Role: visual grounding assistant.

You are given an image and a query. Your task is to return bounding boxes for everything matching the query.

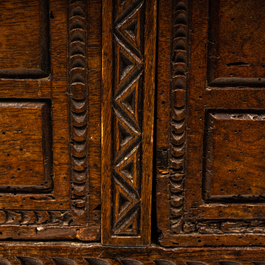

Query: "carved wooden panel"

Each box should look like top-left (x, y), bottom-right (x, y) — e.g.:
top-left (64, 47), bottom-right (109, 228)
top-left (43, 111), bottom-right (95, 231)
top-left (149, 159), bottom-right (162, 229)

top-left (102, 0), bottom-right (156, 245)
top-left (208, 0), bottom-right (265, 86)
top-left (0, 0), bottom-right (102, 241)
top-left (0, 0), bottom-right (49, 78)
top-left (156, 0), bottom-right (265, 247)
top-left (204, 111), bottom-right (265, 201)
top-left (0, 101), bottom-right (52, 193)
top-left (3, 0), bottom-right (265, 256)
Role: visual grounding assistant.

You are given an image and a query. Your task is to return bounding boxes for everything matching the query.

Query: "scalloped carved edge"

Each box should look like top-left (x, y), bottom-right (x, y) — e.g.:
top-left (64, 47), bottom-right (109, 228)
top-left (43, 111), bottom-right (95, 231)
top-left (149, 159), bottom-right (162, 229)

top-left (0, 256), bottom-right (262, 265)
top-left (0, 210), bottom-right (74, 226)
top-left (68, 0), bottom-right (88, 216)
top-left (169, 0), bottom-right (189, 233)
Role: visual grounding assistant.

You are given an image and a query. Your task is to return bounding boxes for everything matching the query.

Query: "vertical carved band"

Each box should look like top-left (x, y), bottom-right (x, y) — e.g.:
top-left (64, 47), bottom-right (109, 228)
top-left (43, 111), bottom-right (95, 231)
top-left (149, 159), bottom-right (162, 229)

top-left (170, 0), bottom-right (189, 233)
top-left (111, 0), bottom-right (145, 237)
top-left (68, 0), bottom-right (88, 216)
top-left (102, 0), bottom-right (156, 245)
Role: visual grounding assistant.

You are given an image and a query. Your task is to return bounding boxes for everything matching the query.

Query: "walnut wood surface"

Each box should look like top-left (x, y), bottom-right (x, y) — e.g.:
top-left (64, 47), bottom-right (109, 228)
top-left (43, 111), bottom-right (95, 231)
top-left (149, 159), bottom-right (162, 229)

top-left (0, 0), bottom-right (101, 241)
top-left (1, 0), bottom-right (265, 260)
top-left (0, 101), bottom-right (52, 192)
top-left (156, 0), bottom-right (265, 247)
top-left (102, 0), bottom-right (156, 245)
top-left (0, 0), bottom-right (49, 78)
top-left (208, 0), bottom-right (265, 86)
top-left (0, 244), bottom-right (265, 264)
top-left (156, 0), bottom-right (190, 242)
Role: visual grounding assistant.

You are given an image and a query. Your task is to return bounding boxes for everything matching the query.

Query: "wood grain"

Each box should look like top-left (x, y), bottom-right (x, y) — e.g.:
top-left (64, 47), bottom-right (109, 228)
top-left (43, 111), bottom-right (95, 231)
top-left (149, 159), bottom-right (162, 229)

top-left (102, 0), bottom-right (157, 245)
top-left (0, 0), bottom-right (101, 241)
top-left (0, 101), bottom-right (52, 193)
top-left (0, 244), bottom-right (264, 264)
top-left (156, 0), bottom-right (190, 238)
top-left (0, 0), bottom-right (49, 78)
top-left (156, 0), bottom-right (265, 247)
top-left (204, 111), bottom-right (265, 201)
top-left (1, 0), bottom-right (265, 254)
top-left (208, 0), bottom-right (265, 86)
top-left (86, 0), bottom-right (102, 238)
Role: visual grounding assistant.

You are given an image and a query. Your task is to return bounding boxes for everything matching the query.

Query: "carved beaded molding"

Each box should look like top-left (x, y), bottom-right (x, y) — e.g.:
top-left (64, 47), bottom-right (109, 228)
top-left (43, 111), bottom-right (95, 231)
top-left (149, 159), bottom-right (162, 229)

top-left (68, 0), bottom-right (89, 217)
top-left (169, 0), bottom-right (189, 233)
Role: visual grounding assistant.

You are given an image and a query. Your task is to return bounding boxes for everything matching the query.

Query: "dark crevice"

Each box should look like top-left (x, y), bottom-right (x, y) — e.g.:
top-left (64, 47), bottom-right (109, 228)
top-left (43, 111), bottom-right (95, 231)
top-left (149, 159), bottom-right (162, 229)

top-left (151, 0), bottom-right (160, 245)
top-left (227, 62), bottom-right (250, 67)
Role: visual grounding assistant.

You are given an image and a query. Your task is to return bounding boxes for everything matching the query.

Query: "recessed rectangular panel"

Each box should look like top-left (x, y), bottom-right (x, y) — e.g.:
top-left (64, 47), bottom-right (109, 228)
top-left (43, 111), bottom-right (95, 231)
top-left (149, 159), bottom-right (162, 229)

top-left (208, 0), bottom-right (265, 86)
top-left (0, 101), bottom-right (52, 193)
top-left (204, 111), bottom-right (265, 201)
top-left (0, 0), bottom-right (49, 78)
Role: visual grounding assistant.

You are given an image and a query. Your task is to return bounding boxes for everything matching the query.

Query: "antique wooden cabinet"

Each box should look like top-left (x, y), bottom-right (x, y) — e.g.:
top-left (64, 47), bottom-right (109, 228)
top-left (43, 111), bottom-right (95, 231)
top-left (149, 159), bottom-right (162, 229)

top-left (1, 0), bottom-right (265, 263)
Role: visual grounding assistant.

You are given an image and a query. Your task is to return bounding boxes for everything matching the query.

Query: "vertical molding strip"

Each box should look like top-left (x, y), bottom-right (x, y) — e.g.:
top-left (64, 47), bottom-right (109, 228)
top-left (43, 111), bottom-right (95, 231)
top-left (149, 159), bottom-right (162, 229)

top-left (102, 0), bottom-right (157, 245)
top-left (68, 0), bottom-right (89, 218)
top-left (169, 0), bottom-right (189, 234)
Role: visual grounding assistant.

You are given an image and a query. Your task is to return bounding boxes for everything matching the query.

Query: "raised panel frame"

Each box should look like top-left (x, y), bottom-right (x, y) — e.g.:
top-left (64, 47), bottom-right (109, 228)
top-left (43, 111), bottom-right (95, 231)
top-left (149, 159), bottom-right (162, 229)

top-left (0, 0), bottom-right (50, 78)
top-left (156, 0), bottom-right (265, 248)
top-left (0, 0), bottom-right (102, 241)
top-left (207, 0), bottom-right (265, 87)
top-left (204, 110), bottom-right (265, 202)
top-left (0, 100), bottom-right (53, 194)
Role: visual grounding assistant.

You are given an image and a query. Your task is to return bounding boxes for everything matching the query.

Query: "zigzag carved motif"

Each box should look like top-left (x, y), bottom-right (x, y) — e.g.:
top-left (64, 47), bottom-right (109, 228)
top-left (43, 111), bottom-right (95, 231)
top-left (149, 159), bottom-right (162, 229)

top-left (112, 0), bottom-right (145, 236)
top-left (170, 0), bottom-right (189, 233)
top-left (68, 0), bottom-right (88, 216)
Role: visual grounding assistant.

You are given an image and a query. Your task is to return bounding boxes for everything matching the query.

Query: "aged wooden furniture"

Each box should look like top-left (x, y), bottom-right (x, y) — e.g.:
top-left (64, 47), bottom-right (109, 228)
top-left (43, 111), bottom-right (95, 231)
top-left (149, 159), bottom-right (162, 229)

top-left (0, 0), bottom-right (101, 241)
top-left (0, 0), bottom-right (265, 263)
top-left (156, 0), bottom-right (265, 248)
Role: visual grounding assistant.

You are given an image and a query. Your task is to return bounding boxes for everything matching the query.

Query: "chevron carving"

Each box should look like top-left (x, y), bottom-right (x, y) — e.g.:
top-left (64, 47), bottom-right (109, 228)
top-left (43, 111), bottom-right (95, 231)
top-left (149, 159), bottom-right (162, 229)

top-left (111, 0), bottom-right (145, 236)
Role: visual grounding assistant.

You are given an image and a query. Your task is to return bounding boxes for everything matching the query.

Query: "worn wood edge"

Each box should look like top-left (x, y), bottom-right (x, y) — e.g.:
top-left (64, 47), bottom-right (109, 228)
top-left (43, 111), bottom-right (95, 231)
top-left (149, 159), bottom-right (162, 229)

top-left (101, 0), bottom-right (113, 245)
top-left (86, 0), bottom-right (102, 238)
top-left (1, 243), bottom-right (265, 264)
top-left (159, 232), bottom-right (265, 247)
top-left (0, 226), bottom-right (99, 241)
top-left (141, 0), bottom-right (157, 246)
top-left (0, 79), bottom-right (51, 98)
top-left (155, 0), bottom-right (172, 238)
top-left (0, 241), bottom-right (265, 249)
